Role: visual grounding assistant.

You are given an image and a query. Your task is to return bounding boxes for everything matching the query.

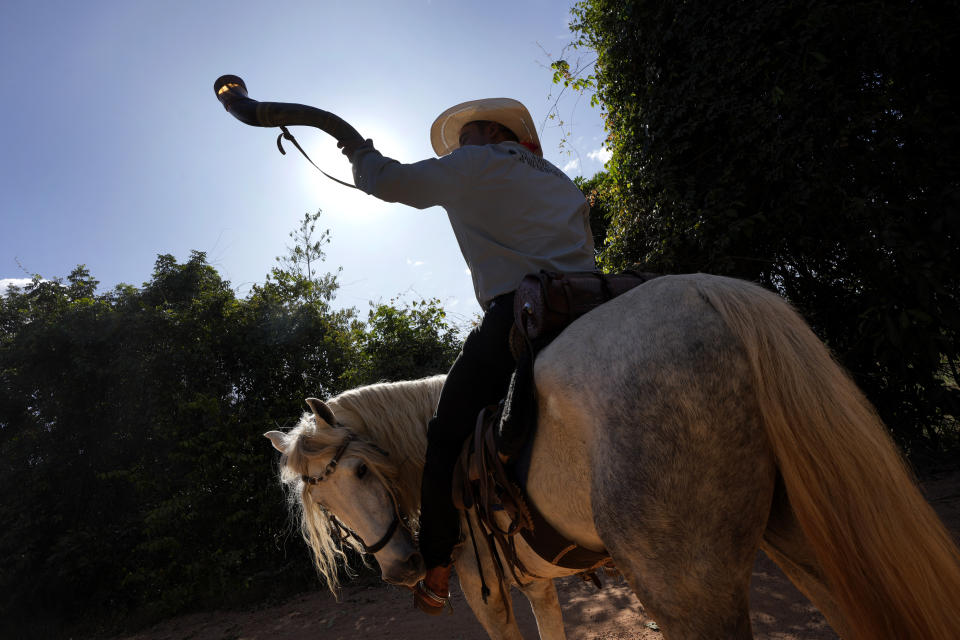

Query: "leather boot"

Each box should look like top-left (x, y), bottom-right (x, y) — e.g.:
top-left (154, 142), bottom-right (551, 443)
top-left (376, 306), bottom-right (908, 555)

top-left (413, 565), bottom-right (451, 616)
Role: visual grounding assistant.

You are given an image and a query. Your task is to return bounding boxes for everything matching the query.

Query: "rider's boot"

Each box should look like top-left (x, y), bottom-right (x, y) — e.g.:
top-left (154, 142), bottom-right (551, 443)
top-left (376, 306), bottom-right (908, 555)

top-left (413, 564), bottom-right (451, 616)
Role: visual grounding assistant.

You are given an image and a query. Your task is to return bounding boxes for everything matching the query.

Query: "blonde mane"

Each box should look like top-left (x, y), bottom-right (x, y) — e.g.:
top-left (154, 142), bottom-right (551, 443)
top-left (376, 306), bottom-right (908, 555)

top-left (277, 375), bottom-right (445, 592)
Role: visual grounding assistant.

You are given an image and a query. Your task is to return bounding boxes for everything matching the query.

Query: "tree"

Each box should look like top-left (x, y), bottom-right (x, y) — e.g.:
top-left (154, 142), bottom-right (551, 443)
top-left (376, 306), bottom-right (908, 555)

top-left (270, 209), bottom-right (341, 307)
top-left (574, 172), bottom-right (614, 257)
top-left (352, 298), bottom-right (461, 385)
top-left (565, 0), bottom-right (960, 457)
top-left (0, 213), bottom-right (466, 636)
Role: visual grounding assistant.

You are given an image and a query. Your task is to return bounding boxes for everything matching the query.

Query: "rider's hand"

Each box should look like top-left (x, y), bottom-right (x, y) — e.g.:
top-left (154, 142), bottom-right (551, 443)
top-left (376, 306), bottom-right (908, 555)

top-left (338, 137), bottom-right (368, 161)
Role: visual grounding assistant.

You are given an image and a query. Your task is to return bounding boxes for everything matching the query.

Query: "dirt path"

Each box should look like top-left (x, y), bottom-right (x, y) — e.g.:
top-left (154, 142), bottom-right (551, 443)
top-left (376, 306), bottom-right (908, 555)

top-left (116, 470), bottom-right (959, 640)
top-left (113, 555), bottom-right (831, 640)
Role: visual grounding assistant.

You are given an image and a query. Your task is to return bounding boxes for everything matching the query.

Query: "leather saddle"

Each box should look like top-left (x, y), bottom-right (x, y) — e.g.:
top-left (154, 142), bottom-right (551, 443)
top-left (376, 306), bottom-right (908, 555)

top-left (452, 270), bottom-right (658, 600)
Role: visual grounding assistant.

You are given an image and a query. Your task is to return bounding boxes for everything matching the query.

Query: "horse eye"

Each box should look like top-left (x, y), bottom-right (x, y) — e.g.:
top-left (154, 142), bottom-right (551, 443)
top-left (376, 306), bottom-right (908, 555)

top-left (356, 463), bottom-right (368, 479)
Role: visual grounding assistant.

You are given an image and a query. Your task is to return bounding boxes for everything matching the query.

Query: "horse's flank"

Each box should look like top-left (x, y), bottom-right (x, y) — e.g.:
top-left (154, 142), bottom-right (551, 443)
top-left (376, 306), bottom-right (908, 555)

top-left (517, 273), bottom-right (960, 638)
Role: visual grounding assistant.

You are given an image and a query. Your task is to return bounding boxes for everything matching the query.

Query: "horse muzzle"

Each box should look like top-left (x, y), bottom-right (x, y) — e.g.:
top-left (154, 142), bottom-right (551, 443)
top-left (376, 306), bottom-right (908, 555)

top-left (382, 550), bottom-right (425, 587)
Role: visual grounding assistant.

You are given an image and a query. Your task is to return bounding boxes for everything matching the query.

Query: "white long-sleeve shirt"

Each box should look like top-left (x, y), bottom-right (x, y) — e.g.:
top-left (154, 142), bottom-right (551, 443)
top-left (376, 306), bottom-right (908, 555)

top-left (351, 140), bottom-right (596, 309)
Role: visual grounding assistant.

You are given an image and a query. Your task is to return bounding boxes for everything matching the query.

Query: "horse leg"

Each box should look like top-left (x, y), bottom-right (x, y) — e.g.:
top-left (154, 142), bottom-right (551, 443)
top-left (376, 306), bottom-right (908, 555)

top-left (593, 418), bottom-right (775, 640)
top-left (453, 522), bottom-right (524, 640)
top-left (516, 578), bottom-right (566, 640)
top-left (583, 295), bottom-right (776, 638)
top-left (759, 475), bottom-right (848, 638)
top-left (454, 559), bottom-right (523, 639)
top-left (593, 453), bottom-right (773, 639)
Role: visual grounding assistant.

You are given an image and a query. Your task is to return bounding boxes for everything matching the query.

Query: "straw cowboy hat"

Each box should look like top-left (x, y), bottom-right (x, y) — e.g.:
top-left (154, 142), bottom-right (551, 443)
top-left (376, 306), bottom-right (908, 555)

top-left (430, 98), bottom-right (542, 157)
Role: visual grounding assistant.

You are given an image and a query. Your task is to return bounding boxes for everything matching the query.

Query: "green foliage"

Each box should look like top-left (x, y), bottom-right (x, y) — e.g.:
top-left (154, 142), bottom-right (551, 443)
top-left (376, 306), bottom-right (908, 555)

top-left (567, 0), bottom-right (960, 457)
top-left (550, 59), bottom-right (597, 100)
top-left (271, 209), bottom-right (341, 307)
top-left (352, 298), bottom-right (461, 385)
top-left (574, 172), bottom-right (615, 256)
top-left (0, 214), bottom-right (462, 637)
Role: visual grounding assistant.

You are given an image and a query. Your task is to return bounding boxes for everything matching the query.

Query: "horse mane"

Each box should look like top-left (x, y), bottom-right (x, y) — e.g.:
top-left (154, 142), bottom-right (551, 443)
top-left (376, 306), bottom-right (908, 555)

top-left (278, 375), bottom-right (445, 593)
top-left (325, 375), bottom-right (445, 515)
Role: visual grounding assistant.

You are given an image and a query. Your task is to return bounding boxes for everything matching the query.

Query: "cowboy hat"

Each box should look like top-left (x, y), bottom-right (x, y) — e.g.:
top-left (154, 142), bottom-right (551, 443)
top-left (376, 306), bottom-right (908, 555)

top-left (430, 98), bottom-right (542, 157)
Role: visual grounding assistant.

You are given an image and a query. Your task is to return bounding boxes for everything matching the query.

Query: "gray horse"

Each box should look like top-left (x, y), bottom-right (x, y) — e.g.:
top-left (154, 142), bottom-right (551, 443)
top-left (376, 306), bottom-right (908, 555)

top-left (266, 274), bottom-right (960, 640)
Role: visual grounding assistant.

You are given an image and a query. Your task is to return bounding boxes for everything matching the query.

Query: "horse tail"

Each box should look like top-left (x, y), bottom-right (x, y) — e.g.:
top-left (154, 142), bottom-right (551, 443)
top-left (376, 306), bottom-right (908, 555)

top-left (696, 275), bottom-right (960, 640)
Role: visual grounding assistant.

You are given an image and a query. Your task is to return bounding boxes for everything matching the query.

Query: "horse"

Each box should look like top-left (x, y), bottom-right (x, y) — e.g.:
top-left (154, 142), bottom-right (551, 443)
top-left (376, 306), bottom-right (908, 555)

top-left (265, 274), bottom-right (960, 640)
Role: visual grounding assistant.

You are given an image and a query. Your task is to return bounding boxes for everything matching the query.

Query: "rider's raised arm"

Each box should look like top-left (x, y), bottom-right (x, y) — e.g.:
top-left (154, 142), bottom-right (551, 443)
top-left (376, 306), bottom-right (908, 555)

top-left (348, 141), bottom-right (470, 210)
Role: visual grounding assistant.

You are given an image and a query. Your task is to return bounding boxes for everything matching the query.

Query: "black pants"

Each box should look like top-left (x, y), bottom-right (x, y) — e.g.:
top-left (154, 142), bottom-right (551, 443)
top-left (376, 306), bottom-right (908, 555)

top-left (419, 293), bottom-right (517, 569)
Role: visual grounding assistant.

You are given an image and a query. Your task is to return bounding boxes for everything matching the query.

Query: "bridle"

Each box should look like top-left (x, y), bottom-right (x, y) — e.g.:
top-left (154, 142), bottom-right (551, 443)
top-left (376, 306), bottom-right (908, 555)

top-left (301, 430), bottom-right (403, 555)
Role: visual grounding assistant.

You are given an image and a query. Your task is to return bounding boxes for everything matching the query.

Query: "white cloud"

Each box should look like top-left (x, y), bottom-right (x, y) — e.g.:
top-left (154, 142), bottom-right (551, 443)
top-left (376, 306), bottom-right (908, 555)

top-left (563, 159), bottom-right (579, 173)
top-left (588, 147), bottom-right (612, 164)
top-left (406, 259), bottom-right (425, 267)
top-left (1, 278), bottom-right (35, 295)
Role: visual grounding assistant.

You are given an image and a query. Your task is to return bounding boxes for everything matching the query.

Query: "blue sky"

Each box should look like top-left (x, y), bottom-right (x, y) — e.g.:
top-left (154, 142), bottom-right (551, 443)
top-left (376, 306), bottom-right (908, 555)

top-left (0, 0), bottom-right (609, 324)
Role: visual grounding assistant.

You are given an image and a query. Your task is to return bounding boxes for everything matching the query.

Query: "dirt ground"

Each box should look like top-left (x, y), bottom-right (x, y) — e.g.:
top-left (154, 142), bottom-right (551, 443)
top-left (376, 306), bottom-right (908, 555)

top-left (115, 470), bottom-right (959, 640)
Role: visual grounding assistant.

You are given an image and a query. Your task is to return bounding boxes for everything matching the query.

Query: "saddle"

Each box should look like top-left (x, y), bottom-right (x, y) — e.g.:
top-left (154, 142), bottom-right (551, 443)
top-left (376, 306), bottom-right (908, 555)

top-left (452, 269), bottom-right (658, 606)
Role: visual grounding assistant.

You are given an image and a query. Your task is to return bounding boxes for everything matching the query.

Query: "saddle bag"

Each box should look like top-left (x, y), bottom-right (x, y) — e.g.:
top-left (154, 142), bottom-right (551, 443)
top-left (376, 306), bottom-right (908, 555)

top-left (514, 270), bottom-right (658, 344)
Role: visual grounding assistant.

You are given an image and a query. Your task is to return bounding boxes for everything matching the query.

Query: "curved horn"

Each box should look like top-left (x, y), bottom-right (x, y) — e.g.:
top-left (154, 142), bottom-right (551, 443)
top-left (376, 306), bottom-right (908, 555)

top-left (214, 75), bottom-right (364, 145)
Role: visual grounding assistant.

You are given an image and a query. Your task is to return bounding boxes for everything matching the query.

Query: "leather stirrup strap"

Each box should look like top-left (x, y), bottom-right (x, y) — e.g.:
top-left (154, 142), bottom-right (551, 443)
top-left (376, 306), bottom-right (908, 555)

top-left (463, 509), bottom-right (492, 603)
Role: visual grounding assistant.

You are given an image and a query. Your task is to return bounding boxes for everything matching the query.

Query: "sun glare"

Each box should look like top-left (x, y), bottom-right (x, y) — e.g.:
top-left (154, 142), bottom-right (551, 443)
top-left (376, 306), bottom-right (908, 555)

top-left (293, 124), bottom-right (418, 220)
top-left (278, 120), bottom-right (478, 316)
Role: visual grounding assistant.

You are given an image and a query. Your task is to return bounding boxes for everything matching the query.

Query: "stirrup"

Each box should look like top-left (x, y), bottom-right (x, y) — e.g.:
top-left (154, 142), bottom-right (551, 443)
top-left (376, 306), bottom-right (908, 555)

top-left (413, 580), bottom-right (452, 616)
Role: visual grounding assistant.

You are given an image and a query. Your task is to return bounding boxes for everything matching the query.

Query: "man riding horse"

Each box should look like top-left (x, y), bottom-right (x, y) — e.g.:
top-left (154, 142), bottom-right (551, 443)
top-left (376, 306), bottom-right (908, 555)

top-left (339, 98), bottom-right (596, 614)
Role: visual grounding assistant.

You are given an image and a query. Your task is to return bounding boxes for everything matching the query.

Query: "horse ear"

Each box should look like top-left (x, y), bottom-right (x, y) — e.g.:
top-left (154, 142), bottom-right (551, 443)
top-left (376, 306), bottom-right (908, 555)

top-left (305, 397), bottom-right (336, 427)
top-left (264, 430), bottom-right (288, 453)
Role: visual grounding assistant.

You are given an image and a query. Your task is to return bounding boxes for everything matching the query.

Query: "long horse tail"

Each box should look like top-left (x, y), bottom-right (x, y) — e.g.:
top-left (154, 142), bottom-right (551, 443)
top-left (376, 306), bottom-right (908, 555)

top-left (696, 275), bottom-right (960, 640)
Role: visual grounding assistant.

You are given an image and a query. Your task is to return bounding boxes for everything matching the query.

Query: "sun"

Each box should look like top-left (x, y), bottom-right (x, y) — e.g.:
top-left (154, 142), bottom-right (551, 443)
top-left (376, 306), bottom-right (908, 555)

top-left (289, 124), bottom-right (420, 220)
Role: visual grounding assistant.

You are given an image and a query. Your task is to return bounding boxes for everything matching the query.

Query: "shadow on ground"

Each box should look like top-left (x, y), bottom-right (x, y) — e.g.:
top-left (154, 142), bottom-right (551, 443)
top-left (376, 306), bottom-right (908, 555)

top-left (113, 469), bottom-right (960, 640)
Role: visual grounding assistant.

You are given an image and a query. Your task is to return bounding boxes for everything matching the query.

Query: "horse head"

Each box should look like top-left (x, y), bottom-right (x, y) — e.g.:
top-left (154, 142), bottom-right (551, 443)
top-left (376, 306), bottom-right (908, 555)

top-left (265, 397), bottom-right (425, 590)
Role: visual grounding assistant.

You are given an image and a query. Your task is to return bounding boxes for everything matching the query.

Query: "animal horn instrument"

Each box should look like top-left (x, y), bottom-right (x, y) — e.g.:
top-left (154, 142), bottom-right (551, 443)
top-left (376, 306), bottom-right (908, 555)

top-left (213, 75), bottom-right (364, 145)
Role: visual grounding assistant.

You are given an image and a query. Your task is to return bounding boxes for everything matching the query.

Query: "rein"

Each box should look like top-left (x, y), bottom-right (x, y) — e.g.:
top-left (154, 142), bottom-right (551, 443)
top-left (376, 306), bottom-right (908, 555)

top-left (301, 429), bottom-right (404, 555)
top-left (332, 510), bottom-right (400, 554)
